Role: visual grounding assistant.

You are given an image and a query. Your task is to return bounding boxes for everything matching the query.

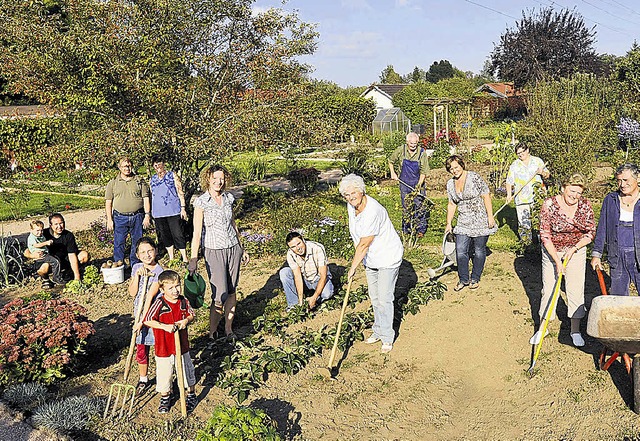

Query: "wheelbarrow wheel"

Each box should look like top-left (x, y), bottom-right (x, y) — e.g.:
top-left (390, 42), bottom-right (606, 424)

top-left (633, 356), bottom-right (640, 414)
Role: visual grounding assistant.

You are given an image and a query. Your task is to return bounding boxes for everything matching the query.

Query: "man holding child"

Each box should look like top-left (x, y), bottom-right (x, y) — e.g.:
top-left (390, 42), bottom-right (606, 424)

top-left (279, 232), bottom-right (334, 310)
top-left (24, 213), bottom-right (89, 286)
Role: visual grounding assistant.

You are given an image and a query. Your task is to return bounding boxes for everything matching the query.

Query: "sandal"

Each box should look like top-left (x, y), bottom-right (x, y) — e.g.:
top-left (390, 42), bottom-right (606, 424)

top-left (453, 282), bottom-right (467, 292)
top-left (213, 302), bottom-right (224, 315)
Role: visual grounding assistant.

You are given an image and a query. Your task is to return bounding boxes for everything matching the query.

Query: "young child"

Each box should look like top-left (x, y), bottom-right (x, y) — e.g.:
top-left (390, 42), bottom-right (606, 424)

top-left (27, 220), bottom-right (64, 287)
top-left (144, 270), bottom-right (197, 414)
top-left (129, 237), bottom-right (163, 394)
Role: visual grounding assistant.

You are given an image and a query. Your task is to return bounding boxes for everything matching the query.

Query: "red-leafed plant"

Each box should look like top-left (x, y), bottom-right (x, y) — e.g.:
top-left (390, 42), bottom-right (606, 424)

top-left (0, 297), bottom-right (94, 386)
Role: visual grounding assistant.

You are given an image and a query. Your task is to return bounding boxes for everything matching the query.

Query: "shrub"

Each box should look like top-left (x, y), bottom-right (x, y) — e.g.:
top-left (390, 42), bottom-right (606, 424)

top-left (237, 154), bottom-right (268, 182)
top-left (341, 147), bottom-right (387, 183)
top-left (0, 298), bottom-right (95, 386)
top-left (2, 382), bottom-right (48, 411)
top-left (196, 404), bottom-right (281, 441)
top-left (305, 216), bottom-right (353, 260)
top-left (32, 395), bottom-right (103, 433)
top-left (88, 218), bottom-right (113, 249)
top-left (381, 131), bottom-right (407, 156)
top-left (0, 232), bottom-right (25, 287)
top-left (287, 167), bottom-right (320, 193)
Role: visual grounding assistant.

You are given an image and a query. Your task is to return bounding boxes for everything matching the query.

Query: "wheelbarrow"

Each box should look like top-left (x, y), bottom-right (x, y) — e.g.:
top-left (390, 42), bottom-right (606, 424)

top-left (587, 287), bottom-right (640, 413)
top-left (427, 232), bottom-right (456, 279)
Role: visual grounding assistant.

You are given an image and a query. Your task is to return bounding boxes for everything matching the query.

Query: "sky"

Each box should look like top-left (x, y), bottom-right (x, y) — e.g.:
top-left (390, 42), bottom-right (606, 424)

top-left (252, 0), bottom-right (640, 87)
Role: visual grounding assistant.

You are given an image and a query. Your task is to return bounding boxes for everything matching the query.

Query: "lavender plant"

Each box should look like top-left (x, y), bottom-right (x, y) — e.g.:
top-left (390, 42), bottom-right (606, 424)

top-left (32, 396), bottom-right (104, 433)
top-left (617, 116), bottom-right (640, 141)
top-left (2, 382), bottom-right (48, 411)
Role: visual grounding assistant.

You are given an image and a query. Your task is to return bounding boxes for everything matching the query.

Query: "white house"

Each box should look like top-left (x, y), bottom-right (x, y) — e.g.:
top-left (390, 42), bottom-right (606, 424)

top-left (360, 84), bottom-right (408, 112)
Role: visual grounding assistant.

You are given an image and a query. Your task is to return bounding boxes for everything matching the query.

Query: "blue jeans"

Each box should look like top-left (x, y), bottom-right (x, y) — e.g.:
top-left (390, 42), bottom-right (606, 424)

top-left (279, 266), bottom-right (334, 307)
top-left (610, 247), bottom-right (640, 296)
top-left (365, 266), bottom-right (399, 345)
top-left (455, 234), bottom-right (489, 284)
top-left (113, 211), bottom-right (143, 266)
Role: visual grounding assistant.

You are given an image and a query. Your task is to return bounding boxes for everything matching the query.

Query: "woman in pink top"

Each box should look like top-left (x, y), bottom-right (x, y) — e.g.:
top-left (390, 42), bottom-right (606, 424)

top-left (531, 173), bottom-right (595, 347)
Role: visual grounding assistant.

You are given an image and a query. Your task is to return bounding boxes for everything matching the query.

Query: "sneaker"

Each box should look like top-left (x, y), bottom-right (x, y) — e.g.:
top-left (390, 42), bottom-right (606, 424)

top-left (185, 392), bottom-right (198, 412)
top-left (529, 329), bottom-right (550, 345)
top-left (136, 380), bottom-right (148, 395)
top-left (571, 332), bottom-right (585, 347)
top-left (158, 395), bottom-right (171, 414)
top-left (453, 282), bottom-right (468, 292)
top-left (365, 335), bottom-right (381, 344)
top-left (469, 281), bottom-right (479, 290)
top-left (41, 278), bottom-right (54, 289)
top-left (52, 277), bottom-right (66, 286)
top-left (381, 342), bottom-right (393, 353)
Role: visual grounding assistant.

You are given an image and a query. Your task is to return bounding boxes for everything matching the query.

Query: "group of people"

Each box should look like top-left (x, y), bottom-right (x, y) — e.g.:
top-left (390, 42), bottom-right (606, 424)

top-left (22, 138), bottom-right (640, 413)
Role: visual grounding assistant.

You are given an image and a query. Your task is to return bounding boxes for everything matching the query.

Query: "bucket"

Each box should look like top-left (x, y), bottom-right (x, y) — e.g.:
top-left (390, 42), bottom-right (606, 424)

top-left (101, 265), bottom-right (125, 284)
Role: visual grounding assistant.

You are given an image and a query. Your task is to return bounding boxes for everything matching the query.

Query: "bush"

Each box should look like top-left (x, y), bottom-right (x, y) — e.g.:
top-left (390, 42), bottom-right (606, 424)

top-left (0, 298), bottom-right (95, 386)
top-left (305, 216), bottom-right (353, 260)
top-left (2, 382), bottom-right (48, 411)
top-left (32, 395), bottom-right (103, 434)
top-left (341, 146), bottom-right (387, 183)
top-left (381, 131), bottom-right (407, 156)
top-left (287, 167), bottom-right (320, 193)
top-left (237, 154), bottom-right (268, 182)
top-left (196, 404), bottom-right (281, 441)
top-left (0, 232), bottom-right (25, 287)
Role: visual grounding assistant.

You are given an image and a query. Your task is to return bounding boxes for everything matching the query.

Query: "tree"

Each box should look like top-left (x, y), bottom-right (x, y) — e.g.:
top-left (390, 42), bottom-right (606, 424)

top-left (379, 65), bottom-right (403, 84)
top-left (425, 60), bottom-right (455, 83)
top-left (0, 0), bottom-right (317, 196)
top-left (489, 8), bottom-right (601, 89)
top-left (405, 66), bottom-right (426, 83)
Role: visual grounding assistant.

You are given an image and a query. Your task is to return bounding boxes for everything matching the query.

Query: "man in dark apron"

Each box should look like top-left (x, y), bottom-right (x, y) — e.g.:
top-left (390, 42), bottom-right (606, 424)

top-left (388, 132), bottom-right (430, 236)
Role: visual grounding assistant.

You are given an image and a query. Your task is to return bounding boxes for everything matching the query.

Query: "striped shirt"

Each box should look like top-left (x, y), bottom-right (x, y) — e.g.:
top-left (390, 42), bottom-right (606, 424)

top-left (193, 191), bottom-right (239, 250)
top-left (286, 240), bottom-right (328, 283)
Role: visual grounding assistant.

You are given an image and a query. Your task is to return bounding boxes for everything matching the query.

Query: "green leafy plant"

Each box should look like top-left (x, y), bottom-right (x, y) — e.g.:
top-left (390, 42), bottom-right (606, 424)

top-left (0, 297), bottom-right (95, 385)
top-left (81, 265), bottom-right (101, 287)
top-left (0, 189), bottom-right (31, 220)
top-left (196, 404), bottom-right (281, 441)
top-left (63, 279), bottom-right (87, 295)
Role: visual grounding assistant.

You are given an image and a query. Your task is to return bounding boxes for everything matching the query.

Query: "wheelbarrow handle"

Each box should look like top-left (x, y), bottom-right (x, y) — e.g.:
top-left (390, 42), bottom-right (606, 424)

top-left (596, 267), bottom-right (608, 296)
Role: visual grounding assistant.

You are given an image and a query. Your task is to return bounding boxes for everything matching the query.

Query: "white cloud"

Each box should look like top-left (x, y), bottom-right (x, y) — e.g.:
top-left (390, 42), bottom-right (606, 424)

top-left (321, 31), bottom-right (383, 59)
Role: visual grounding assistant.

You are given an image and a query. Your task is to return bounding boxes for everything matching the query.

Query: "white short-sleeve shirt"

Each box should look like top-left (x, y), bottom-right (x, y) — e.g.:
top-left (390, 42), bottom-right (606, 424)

top-left (347, 195), bottom-right (403, 269)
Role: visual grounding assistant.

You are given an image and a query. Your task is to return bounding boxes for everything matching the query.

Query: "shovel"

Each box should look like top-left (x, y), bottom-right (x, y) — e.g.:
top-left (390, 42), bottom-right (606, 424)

top-left (319, 278), bottom-right (353, 379)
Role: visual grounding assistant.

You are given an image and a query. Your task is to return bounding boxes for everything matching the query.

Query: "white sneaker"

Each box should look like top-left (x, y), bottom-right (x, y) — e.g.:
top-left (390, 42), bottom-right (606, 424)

top-left (571, 332), bottom-right (585, 347)
top-left (381, 342), bottom-right (393, 353)
top-left (365, 335), bottom-right (381, 344)
top-left (529, 329), bottom-right (549, 345)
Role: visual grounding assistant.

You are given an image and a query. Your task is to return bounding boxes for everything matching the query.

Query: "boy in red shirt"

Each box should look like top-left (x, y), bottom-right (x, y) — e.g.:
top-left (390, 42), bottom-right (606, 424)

top-left (144, 270), bottom-right (197, 414)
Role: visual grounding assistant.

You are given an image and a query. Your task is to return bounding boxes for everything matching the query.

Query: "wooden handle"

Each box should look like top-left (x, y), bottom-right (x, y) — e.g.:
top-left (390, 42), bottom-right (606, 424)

top-left (124, 273), bottom-right (150, 381)
top-left (174, 330), bottom-right (187, 417)
top-left (328, 278), bottom-right (353, 369)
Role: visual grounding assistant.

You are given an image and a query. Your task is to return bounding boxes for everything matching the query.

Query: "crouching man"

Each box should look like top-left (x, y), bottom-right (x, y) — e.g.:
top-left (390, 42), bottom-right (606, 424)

top-left (279, 232), bottom-right (334, 310)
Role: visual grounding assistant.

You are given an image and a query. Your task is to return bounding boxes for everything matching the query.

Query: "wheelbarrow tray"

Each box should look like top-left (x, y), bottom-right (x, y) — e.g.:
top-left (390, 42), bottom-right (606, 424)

top-left (587, 295), bottom-right (640, 354)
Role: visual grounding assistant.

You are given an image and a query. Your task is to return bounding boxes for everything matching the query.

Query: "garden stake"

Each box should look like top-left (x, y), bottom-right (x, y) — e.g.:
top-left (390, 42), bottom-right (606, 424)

top-left (320, 278), bottom-right (353, 379)
top-left (103, 383), bottom-right (135, 420)
top-left (528, 258), bottom-right (568, 377)
top-left (123, 271), bottom-right (150, 381)
top-left (493, 171), bottom-right (540, 218)
top-left (174, 327), bottom-right (188, 417)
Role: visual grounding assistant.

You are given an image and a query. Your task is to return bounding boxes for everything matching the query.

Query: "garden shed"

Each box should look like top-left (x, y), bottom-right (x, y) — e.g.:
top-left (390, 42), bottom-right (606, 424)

top-left (372, 107), bottom-right (411, 135)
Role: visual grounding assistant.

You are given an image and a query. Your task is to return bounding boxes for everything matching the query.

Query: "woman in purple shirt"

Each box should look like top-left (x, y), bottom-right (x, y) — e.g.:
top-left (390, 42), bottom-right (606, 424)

top-left (149, 154), bottom-right (188, 263)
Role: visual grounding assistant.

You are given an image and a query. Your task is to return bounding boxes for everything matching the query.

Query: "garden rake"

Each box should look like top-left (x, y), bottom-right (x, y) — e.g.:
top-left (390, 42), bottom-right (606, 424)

top-left (528, 258), bottom-right (568, 377)
top-left (319, 278), bottom-right (354, 379)
top-left (493, 170), bottom-right (540, 218)
top-left (103, 271), bottom-right (150, 419)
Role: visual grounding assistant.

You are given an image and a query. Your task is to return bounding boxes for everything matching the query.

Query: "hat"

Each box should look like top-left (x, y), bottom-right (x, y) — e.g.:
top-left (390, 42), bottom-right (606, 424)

top-left (184, 272), bottom-right (206, 309)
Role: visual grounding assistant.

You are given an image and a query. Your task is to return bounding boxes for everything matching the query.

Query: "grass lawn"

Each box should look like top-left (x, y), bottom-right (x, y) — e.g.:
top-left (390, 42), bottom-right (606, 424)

top-left (0, 191), bottom-right (103, 222)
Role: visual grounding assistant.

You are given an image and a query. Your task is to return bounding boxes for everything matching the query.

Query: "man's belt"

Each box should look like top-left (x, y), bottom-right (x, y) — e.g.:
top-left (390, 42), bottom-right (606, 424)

top-left (113, 209), bottom-right (144, 216)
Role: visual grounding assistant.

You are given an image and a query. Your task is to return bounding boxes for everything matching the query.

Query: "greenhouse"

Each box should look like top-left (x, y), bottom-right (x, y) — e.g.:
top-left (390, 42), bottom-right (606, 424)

top-left (372, 107), bottom-right (411, 135)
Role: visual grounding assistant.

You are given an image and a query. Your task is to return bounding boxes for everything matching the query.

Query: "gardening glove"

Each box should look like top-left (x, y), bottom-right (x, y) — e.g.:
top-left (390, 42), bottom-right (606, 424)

top-left (188, 257), bottom-right (198, 275)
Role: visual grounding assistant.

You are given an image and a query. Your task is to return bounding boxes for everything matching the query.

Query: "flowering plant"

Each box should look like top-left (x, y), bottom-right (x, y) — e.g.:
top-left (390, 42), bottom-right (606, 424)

top-left (0, 297), bottom-right (95, 385)
top-left (306, 216), bottom-right (353, 260)
top-left (89, 218), bottom-right (113, 248)
top-left (617, 117), bottom-right (640, 142)
top-left (240, 231), bottom-right (274, 257)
